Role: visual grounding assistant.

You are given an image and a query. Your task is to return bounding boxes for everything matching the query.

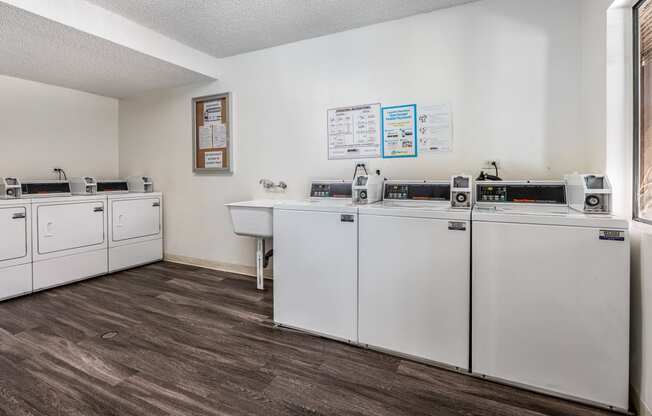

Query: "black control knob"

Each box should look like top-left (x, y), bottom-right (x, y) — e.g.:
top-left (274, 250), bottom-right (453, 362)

top-left (7, 189), bottom-right (14, 196)
top-left (455, 193), bottom-right (467, 203)
top-left (360, 190), bottom-right (367, 200)
top-left (585, 195), bottom-right (600, 207)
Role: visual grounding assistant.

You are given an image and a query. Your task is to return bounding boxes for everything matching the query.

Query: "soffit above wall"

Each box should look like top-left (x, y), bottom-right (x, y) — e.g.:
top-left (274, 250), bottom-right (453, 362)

top-left (0, 1), bottom-right (218, 98)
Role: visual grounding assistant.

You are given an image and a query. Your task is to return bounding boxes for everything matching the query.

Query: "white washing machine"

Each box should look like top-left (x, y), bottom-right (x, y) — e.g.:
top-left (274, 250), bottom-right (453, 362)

top-left (31, 194), bottom-right (109, 290)
top-left (0, 198), bottom-right (32, 300)
top-left (273, 180), bottom-right (358, 342)
top-left (471, 180), bottom-right (630, 411)
top-left (358, 178), bottom-right (471, 370)
top-left (107, 192), bottom-right (163, 272)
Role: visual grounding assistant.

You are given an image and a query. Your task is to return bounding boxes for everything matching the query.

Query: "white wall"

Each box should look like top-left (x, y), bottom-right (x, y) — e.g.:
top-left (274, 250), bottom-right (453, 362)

top-left (119, 0), bottom-right (600, 272)
top-left (581, 0), bottom-right (614, 172)
top-left (0, 75), bottom-right (119, 179)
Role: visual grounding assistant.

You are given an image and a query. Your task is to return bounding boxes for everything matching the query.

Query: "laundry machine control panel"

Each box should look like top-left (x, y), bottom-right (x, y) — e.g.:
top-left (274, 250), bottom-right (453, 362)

top-left (21, 181), bottom-right (71, 197)
top-left (384, 182), bottom-right (450, 201)
top-left (477, 185), bottom-right (507, 202)
top-left (310, 181), bottom-right (352, 199)
top-left (96, 180), bottom-right (129, 194)
top-left (476, 182), bottom-right (567, 205)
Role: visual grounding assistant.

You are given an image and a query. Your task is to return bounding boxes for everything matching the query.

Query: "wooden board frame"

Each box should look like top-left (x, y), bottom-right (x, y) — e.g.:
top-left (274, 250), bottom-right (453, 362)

top-left (192, 92), bottom-right (233, 174)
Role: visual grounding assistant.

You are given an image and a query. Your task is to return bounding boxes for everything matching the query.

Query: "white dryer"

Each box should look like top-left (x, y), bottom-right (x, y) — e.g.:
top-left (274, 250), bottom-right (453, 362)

top-left (273, 180), bottom-right (358, 342)
top-left (358, 178), bottom-right (471, 370)
top-left (0, 198), bottom-right (32, 300)
top-left (31, 195), bottom-right (109, 290)
top-left (107, 192), bottom-right (163, 272)
top-left (471, 181), bottom-right (629, 411)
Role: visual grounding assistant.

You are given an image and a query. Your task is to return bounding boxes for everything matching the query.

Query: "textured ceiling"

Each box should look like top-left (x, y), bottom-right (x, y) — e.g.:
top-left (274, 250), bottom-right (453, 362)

top-left (0, 2), bottom-right (213, 98)
top-left (85, 0), bottom-right (479, 58)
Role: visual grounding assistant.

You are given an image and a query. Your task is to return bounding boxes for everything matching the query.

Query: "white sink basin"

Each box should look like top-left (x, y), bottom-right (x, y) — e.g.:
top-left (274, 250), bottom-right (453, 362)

top-left (226, 200), bottom-right (275, 238)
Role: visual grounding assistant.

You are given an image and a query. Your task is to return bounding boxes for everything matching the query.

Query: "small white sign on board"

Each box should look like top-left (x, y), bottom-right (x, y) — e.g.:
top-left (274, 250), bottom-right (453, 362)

top-left (204, 151), bottom-right (223, 169)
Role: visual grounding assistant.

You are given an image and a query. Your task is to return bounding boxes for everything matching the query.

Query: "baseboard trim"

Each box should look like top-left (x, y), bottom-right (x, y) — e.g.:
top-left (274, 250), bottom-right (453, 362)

top-left (163, 253), bottom-right (273, 279)
top-left (632, 385), bottom-right (652, 416)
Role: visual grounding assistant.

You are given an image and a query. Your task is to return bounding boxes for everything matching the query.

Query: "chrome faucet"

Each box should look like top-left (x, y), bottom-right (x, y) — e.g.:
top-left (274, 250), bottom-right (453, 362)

top-left (259, 179), bottom-right (287, 190)
top-left (259, 179), bottom-right (274, 189)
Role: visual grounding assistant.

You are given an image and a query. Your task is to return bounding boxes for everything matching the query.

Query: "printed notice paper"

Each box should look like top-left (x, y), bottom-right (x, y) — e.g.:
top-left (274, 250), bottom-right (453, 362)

top-left (327, 103), bottom-right (381, 160)
top-left (198, 126), bottom-right (213, 150)
top-left (212, 123), bottom-right (227, 148)
top-left (204, 151), bottom-right (223, 169)
top-left (204, 100), bottom-right (222, 124)
top-left (382, 104), bottom-right (417, 158)
top-left (418, 104), bottom-right (452, 153)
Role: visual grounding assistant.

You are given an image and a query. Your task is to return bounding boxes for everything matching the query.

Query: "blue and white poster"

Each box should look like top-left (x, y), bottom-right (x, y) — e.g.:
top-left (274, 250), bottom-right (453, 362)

top-left (381, 104), bottom-right (417, 158)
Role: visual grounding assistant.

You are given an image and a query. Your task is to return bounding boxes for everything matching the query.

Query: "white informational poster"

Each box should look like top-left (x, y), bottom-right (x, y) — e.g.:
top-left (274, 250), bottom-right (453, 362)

top-left (198, 126), bottom-right (213, 150)
top-left (212, 123), bottom-right (227, 148)
top-left (204, 151), bottom-right (223, 168)
top-left (204, 100), bottom-right (222, 124)
top-left (327, 103), bottom-right (381, 160)
top-left (418, 103), bottom-right (453, 153)
top-left (382, 104), bottom-right (417, 158)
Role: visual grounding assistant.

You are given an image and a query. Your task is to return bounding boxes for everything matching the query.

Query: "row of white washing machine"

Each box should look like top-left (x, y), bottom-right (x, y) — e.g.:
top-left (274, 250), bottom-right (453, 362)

top-left (273, 174), bottom-right (629, 412)
top-left (0, 177), bottom-right (163, 301)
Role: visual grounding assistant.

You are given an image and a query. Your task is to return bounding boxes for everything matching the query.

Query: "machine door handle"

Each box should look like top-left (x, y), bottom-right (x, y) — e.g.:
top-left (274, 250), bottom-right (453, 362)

top-left (152, 202), bottom-right (160, 207)
top-left (44, 221), bottom-right (54, 237)
top-left (117, 214), bottom-right (125, 228)
top-left (12, 212), bottom-right (25, 219)
top-left (340, 214), bottom-right (355, 223)
top-left (94, 206), bottom-right (104, 212)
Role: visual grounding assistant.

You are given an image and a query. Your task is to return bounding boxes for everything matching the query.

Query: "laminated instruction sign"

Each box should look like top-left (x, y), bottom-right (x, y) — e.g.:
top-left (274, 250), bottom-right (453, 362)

top-left (381, 104), bottom-right (417, 158)
top-left (327, 103), bottom-right (381, 160)
top-left (418, 103), bottom-right (452, 153)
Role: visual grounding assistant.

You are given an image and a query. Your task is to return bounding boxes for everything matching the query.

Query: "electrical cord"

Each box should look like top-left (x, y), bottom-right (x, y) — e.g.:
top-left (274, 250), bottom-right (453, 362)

top-left (476, 161), bottom-right (502, 181)
top-left (53, 168), bottom-right (68, 181)
top-left (491, 161), bottom-right (499, 178)
top-left (352, 163), bottom-right (368, 180)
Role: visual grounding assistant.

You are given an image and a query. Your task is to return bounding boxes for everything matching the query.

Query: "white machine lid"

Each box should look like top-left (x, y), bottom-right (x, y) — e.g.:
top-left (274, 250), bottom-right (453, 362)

top-left (29, 195), bottom-right (108, 204)
top-left (108, 192), bottom-right (162, 200)
top-left (0, 199), bottom-right (31, 207)
top-left (274, 198), bottom-right (358, 213)
top-left (472, 205), bottom-right (629, 229)
top-left (359, 201), bottom-right (470, 220)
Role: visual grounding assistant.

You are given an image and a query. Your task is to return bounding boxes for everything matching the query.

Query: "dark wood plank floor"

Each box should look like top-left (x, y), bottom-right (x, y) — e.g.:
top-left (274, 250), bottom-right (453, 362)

top-left (0, 261), bottom-right (623, 416)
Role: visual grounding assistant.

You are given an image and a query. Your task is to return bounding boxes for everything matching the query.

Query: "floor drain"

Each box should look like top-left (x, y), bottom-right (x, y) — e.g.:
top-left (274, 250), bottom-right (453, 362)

top-left (101, 331), bottom-right (118, 340)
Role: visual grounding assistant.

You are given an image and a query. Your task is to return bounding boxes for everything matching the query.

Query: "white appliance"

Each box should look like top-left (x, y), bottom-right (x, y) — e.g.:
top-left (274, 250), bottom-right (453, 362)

top-left (127, 176), bottom-right (154, 193)
top-left (107, 192), bottom-right (163, 272)
top-left (352, 172), bottom-right (384, 204)
top-left (70, 177), bottom-right (98, 195)
top-left (0, 198), bottom-right (32, 300)
top-left (565, 173), bottom-right (612, 214)
top-left (471, 180), bottom-right (629, 411)
top-left (358, 178), bottom-right (471, 370)
top-left (451, 174), bottom-right (473, 209)
top-left (273, 180), bottom-right (358, 342)
top-left (31, 195), bottom-right (109, 290)
top-left (0, 177), bottom-right (21, 199)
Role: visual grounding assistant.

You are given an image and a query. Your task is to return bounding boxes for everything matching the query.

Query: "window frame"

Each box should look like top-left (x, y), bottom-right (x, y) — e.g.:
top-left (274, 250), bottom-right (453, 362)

top-left (634, 0), bottom-right (651, 224)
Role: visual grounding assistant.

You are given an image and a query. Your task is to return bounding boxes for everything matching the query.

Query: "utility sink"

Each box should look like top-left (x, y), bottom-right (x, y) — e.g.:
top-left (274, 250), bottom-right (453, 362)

top-left (226, 200), bottom-right (277, 291)
top-left (226, 200), bottom-right (275, 238)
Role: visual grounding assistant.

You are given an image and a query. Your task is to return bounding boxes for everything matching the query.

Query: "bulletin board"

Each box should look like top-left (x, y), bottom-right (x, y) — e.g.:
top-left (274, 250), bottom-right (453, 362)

top-left (192, 92), bottom-right (233, 174)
